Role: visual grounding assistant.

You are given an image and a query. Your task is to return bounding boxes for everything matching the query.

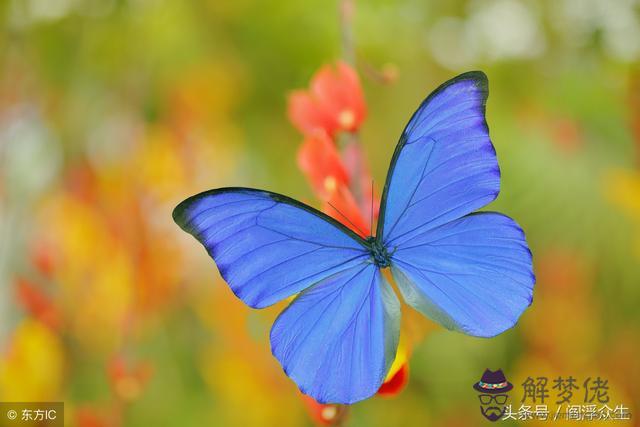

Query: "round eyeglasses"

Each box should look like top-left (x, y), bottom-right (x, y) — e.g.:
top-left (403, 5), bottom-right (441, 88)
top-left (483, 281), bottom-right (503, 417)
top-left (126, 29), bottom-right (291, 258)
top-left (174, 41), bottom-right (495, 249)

top-left (478, 394), bottom-right (508, 404)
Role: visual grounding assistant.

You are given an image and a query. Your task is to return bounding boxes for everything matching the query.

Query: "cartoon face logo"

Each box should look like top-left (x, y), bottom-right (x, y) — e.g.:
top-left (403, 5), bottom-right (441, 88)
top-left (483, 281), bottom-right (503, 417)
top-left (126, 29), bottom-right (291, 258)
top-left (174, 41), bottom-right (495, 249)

top-left (473, 369), bottom-right (513, 422)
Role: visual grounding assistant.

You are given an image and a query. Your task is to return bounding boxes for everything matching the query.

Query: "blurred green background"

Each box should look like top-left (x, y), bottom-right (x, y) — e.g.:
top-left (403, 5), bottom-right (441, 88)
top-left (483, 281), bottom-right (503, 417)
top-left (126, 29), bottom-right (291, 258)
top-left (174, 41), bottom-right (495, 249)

top-left (1, 0), bottom-right (639, 426)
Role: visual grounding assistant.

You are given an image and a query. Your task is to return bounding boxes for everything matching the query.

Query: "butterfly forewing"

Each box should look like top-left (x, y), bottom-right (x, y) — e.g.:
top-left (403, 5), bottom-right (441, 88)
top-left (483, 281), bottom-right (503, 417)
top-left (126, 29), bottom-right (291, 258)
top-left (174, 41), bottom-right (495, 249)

top-left (173, 188), bottom-right (370, 308)
top-left (377, 71), bottom-right (500, 246)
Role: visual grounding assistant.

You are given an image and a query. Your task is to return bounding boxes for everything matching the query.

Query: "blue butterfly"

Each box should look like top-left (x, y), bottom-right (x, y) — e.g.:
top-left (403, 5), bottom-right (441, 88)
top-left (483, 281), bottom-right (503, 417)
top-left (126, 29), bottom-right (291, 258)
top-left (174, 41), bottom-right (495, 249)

top-left (173, 71), bottom-right (534, 404)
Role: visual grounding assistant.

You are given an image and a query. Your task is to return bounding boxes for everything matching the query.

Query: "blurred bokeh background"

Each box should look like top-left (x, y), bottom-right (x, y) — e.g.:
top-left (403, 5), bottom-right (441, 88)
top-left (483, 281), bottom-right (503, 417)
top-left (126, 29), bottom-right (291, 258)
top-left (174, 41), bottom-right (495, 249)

top-left (1, 0), bottom-right (639, 426)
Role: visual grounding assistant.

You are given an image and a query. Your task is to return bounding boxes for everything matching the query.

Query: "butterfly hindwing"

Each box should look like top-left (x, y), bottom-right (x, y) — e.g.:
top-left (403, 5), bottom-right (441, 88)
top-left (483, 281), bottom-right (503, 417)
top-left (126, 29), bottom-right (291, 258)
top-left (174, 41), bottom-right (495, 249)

top-left (391, 212), bottom-right (534, 337)
top-left (379, 71), bottom-right (534, 337)
top-left (173, 188), bottom-right (370, 308)
top-left (270, 263), bottom-right (400, 404)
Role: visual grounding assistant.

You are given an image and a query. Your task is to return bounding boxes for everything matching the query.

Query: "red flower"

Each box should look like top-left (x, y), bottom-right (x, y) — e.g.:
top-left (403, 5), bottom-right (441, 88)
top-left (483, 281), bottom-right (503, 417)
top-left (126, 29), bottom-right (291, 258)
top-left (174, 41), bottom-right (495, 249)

top-left (377, 363), bottom-right (409, 396)
top-left (14, 278), bottom-right (62, 331)
top-left (107, 355), bottom-right (153, 401)
top-left (377, 337), bottom-right (410, 397)
top-left (297, 130), bottom-right (350, 199)
top-left (75, 407), bottom-right (109, 427)
top-left (341, 140), bottom-right (379, 225)
top-left (288, 61), bottom-right (366, 137)
top-left (323, 183), bottom-right (371, 238)
top-left (301, 395), bottom-right (348, 426)
top-left (30, 240), bottom-right (57, 279)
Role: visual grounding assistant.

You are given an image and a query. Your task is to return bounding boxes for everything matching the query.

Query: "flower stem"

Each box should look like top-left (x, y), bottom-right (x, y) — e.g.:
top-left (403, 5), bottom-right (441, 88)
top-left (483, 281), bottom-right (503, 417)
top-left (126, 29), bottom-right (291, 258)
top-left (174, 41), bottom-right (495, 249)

top-left (339, 0), bottom-right (356, 65)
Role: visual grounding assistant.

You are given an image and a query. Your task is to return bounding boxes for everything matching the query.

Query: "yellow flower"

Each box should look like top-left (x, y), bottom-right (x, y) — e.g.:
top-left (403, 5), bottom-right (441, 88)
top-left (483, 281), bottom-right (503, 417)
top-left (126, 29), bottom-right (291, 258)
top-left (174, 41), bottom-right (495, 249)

top-left (603, 168), bottom-right (640, 257)
top-left (605, 168), bottom-right (640, 217)
top-left (37, 194), bottom-right (133, 352)
top-left (0, 320), bottom-right (64, 401)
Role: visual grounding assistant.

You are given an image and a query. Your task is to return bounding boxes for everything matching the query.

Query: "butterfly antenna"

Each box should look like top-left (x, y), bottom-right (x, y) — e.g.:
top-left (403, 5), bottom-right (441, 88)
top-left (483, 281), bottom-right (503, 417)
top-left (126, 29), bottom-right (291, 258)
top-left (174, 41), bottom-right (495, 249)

top-left (327, 201), bottom-right (368, 237)
top-left (370, 180), bottom-right (374, 236)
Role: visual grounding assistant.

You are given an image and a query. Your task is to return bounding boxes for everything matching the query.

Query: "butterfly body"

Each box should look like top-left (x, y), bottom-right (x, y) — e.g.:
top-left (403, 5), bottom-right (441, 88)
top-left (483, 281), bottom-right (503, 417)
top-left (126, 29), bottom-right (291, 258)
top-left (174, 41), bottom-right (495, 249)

top-left (174, 71), bottom-right (535, 404)
top-left (365, 236), bottom-right (392, 268)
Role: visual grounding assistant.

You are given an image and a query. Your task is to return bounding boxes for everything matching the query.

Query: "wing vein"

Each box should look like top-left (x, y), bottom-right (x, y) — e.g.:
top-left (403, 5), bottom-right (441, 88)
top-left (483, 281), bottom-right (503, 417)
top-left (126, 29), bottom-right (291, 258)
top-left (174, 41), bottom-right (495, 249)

top-left (383, 139), bottom-right (436, 240)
